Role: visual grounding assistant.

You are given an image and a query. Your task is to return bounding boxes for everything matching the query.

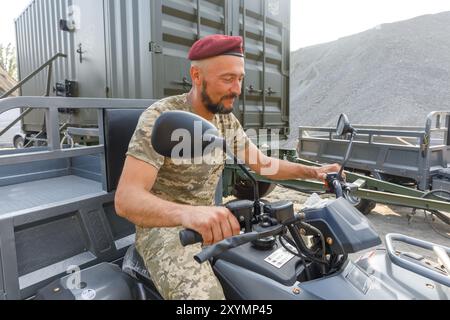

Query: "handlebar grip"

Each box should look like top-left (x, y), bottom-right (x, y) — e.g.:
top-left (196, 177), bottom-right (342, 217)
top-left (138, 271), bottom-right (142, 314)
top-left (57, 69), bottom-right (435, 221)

top-left (179, 229), bottom-right (203, 247)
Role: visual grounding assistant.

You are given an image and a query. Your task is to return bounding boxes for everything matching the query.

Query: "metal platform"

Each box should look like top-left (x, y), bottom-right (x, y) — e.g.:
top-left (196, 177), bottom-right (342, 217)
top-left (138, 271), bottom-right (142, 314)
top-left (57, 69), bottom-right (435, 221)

top-left (0, 175), bottom-right (104, 216)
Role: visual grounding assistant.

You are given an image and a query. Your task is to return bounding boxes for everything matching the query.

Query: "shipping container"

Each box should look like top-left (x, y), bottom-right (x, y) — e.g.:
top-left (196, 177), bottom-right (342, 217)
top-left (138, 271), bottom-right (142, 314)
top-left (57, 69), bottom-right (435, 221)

top-left (15, 0), bottom-right (290, 137)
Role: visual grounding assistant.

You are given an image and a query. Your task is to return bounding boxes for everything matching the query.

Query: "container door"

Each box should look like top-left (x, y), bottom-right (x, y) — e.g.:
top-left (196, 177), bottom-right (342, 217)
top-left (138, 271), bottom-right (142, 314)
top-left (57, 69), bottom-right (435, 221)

top-left (150, 0), bottom-right (232, 99)
top-left (73, 0), bottom-right (107, 98)
top-left (103, 0), bottom-right (154, 99)
top-left (234, 0), bottom-right (290, 134)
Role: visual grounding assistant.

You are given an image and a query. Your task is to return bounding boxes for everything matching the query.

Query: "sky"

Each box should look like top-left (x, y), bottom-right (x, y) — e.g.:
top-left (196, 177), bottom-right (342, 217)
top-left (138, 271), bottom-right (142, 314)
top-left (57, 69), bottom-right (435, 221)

top-left (0, 0), bottom-right (31, 46)
top-left (1, 0), bottom-right (450, 50)
top-left (291, 0), bottom-right (450, 50)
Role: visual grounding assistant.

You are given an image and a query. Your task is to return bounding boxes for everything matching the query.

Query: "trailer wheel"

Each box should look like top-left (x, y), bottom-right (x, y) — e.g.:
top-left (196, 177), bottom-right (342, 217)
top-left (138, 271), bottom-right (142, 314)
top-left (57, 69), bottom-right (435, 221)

top-left (356, 199), bottom-right (377, 215)
top-left (233, 180), bottom-right (276, 200)
top-left (13, 135), bottom-right (25, 149)
top-left (345, 191), bottom-right (376, 215)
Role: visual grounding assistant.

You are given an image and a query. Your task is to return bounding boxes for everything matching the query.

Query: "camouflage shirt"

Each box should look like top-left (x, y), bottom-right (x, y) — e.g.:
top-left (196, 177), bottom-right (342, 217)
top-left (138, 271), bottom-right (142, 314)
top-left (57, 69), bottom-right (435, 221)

top-left (127, 93), bottom-right (250, 207)
top-left (128, 94), bottom-right (250, 299)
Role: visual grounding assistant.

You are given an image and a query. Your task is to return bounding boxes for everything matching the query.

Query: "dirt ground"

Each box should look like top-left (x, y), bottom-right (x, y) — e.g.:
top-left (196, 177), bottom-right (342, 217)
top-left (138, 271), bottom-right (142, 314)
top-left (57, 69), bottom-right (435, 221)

top-left (225, 186), bottom-right (450, 261)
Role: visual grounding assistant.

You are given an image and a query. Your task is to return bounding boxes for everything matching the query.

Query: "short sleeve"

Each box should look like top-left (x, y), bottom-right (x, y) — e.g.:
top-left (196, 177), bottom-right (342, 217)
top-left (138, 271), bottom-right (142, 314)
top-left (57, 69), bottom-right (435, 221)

top-left (126, 107), bottom-right (165, 170)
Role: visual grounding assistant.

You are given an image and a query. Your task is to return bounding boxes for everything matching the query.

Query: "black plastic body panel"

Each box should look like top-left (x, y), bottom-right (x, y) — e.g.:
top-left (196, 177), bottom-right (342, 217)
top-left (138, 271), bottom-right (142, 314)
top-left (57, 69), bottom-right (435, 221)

top-left (304, 198), bottom-right (381, 254)
top-left (216, 240), bottom-right (304, 286)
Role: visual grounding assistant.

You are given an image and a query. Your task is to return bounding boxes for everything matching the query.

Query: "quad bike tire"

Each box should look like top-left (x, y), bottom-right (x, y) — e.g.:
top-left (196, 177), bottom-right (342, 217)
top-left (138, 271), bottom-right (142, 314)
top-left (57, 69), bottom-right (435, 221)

top-left (13, 134), bottom-right (25, 149)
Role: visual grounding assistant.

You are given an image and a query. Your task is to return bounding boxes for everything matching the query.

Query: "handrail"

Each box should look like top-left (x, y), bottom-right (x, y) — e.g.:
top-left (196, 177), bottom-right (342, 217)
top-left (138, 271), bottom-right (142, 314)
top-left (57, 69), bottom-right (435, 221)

top-left (299, 127), bottom-right (426, 139)
top-left (0, 97), bottom-right (156, 192)
top-left (298, 111), bottom-right (450, 135)
top-left (299, 111), bottom-right (450, 139)
top-left (0, 97), bottom-right (156, 167)
top-left (385, 233), bottom-right (450, 287)
top-left (0, 53), bottom-right (67, 99)
top-left (0, 53), bottom-right (68, 144)
top-left (0, 96), bottom-right (156, 114)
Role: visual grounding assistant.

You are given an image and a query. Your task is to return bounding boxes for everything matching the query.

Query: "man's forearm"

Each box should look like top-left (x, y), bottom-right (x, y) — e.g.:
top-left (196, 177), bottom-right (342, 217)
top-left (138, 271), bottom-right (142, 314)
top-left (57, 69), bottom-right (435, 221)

top-left (242, 143), bottom-right (322, 181)
top-left (115, 187), bottom-right (188, 228)
top-left (256, 156), bottom-right (319, 181)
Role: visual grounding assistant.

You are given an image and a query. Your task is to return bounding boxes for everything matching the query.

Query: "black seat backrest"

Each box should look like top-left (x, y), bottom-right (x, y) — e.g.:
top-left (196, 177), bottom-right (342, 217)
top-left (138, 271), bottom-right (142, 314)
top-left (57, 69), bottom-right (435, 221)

top-left (104, 108), bottom-right (147, 192)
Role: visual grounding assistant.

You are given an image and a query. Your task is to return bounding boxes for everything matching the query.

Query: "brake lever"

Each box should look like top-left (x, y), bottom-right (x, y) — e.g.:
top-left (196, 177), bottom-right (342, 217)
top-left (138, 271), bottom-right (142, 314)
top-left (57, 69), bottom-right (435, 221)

top-left (344, 182), bottom-right (359, 193)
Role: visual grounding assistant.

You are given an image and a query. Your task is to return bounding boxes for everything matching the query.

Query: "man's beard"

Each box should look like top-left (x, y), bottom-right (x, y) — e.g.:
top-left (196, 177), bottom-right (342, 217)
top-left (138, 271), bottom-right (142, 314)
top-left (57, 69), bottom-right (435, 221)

top-left (201, 81), bottom-right (237, 115)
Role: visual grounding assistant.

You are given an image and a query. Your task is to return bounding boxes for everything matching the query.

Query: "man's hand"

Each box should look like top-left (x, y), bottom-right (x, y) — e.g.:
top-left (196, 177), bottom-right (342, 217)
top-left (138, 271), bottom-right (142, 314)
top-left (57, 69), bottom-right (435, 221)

top-left (181, 207), bottom-right (242, 246)
top-left (315, 163), bottom-right (344, 181)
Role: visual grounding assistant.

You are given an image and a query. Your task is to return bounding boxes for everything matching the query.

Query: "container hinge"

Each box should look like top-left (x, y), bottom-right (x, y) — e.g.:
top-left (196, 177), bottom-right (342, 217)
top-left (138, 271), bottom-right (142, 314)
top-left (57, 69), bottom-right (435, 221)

top-left (149, 42), bottom-right (163, 54)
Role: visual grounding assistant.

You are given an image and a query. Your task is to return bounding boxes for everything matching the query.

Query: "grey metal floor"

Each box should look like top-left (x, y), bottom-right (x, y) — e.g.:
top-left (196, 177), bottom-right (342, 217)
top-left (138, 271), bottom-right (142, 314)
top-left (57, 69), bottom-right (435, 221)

top-left (0, 176), bottom-right (103, 215)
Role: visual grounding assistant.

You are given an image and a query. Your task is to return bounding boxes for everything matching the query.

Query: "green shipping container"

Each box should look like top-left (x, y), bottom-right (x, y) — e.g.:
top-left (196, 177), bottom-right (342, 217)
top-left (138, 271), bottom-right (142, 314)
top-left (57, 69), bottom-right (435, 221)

top-left (15, 0), bottom-right (290, 136)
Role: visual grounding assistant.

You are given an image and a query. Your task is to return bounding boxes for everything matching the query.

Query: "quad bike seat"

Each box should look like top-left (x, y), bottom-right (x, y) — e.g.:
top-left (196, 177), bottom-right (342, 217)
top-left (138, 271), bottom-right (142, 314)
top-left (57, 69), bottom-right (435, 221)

top-left (122, 244), bottom-right (163, 300)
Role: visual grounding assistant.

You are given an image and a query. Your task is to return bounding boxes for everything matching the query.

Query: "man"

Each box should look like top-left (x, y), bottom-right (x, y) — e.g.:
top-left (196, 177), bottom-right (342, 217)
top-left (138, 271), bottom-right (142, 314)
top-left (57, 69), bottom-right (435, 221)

top-left (115, 34), bottom-right (340, 300)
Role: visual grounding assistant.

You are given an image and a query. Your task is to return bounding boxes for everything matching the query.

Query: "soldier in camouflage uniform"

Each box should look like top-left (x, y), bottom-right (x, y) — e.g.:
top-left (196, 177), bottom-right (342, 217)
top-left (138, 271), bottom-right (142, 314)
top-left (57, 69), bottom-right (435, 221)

top-left (115, 35), bottom-right (340, 300)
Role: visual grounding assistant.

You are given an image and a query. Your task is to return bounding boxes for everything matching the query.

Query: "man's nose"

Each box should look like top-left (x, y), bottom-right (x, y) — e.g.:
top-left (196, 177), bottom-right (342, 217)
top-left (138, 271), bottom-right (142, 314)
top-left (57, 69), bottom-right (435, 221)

top-left (231, 79), bottom-right (242, 96)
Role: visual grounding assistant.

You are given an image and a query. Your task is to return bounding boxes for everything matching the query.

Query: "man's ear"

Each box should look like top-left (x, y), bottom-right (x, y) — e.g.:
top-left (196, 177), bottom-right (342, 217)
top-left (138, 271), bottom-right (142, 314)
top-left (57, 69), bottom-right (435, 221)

top-left (190, 65), bottom-right (202, 86)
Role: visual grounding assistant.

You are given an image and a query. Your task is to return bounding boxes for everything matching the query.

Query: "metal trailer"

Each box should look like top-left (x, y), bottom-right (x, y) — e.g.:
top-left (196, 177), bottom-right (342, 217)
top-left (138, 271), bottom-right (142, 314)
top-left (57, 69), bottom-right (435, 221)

top-left (14, 0), bottom-right (291, 141)
top-left (297, 111), bottom-right (450, 192)
top-left (1, 96), bottom-right (450, 300)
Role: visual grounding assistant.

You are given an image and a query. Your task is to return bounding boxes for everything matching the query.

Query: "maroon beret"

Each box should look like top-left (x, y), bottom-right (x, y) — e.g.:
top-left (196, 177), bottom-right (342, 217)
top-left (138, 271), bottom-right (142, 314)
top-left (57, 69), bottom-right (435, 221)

top-left (188, 34), bottom-right (244, 61)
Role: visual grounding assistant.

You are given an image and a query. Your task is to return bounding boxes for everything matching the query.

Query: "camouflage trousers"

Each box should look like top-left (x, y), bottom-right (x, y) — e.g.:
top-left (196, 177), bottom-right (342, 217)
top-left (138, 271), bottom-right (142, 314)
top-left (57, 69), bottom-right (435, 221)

top-left (136, 226), bottom-right (226, 300)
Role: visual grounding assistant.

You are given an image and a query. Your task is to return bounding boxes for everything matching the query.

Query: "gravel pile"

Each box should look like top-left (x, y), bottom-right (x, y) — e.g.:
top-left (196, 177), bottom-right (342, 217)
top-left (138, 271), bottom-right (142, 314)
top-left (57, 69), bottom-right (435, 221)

top-left (288, 11), bottom-right (450, 147)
